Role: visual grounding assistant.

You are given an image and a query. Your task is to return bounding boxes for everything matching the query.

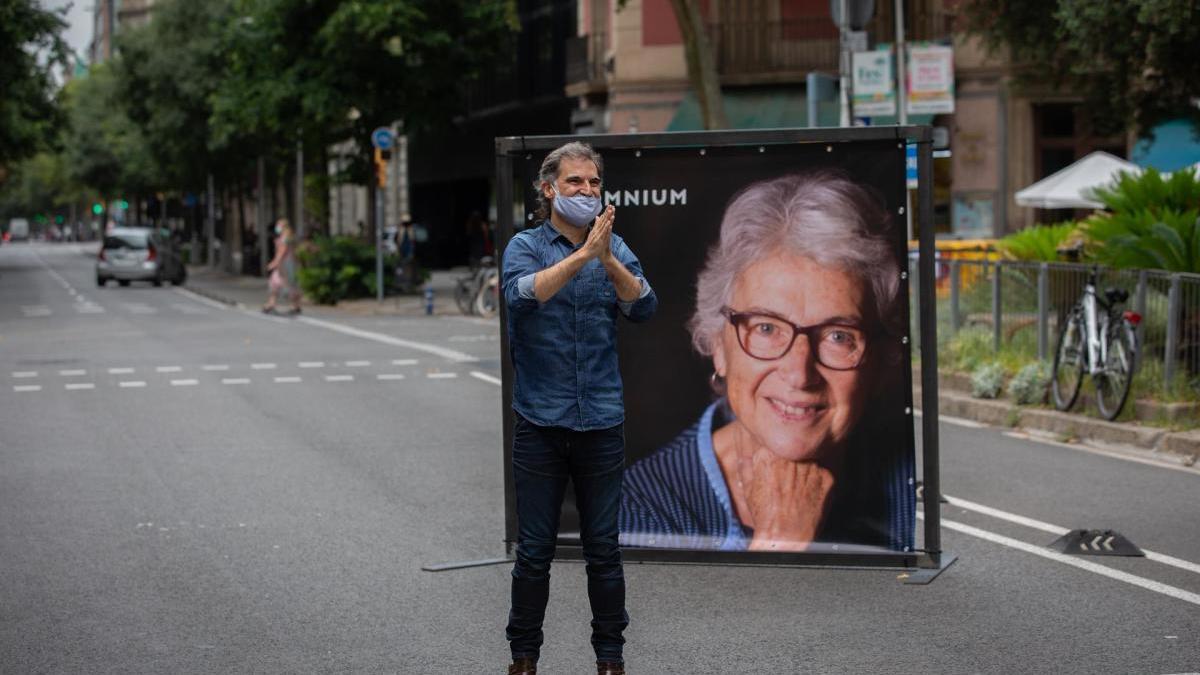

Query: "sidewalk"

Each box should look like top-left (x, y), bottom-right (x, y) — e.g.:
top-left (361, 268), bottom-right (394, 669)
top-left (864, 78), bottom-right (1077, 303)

top-left (184, 265), bottom-right (475, 317)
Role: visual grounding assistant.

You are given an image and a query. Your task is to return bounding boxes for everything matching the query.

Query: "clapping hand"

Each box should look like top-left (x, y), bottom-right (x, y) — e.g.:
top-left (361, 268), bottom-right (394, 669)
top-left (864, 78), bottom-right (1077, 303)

top-left (584, 205), bottom-right (615, 262)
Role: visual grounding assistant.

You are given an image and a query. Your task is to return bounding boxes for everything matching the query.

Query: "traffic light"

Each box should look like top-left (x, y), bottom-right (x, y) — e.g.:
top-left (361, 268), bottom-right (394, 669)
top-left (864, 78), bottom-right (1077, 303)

top-left (92, 203), bottom-right (103, 215)
top-left (374, 148), bottom-right (391, 188)
top-left (55, 215), bottom-right (64, 224)
top-left (118, 199), bottom-right (129, 209)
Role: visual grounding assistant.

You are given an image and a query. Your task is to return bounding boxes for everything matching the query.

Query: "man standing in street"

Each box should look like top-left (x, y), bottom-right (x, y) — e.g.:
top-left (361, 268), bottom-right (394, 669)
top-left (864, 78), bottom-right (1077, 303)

top-left (502, 142), bottom-right (657, 675)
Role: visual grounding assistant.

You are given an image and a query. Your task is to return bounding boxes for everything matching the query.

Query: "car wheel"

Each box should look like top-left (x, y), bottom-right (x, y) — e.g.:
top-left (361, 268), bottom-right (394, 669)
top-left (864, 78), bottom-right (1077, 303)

top-left (118, 279), bottom-right (131, 287)
top-left (96, 276), bottom-right (107, 287)
top-left (153, 276), bottom-right (163, 287)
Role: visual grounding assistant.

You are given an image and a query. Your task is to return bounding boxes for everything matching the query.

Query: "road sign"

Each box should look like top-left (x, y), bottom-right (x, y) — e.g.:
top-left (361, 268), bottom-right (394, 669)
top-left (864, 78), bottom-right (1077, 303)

top-left (371, 127), bottom-right (394, 150)
top-left (1048, 529), bottom-right (1144, 557)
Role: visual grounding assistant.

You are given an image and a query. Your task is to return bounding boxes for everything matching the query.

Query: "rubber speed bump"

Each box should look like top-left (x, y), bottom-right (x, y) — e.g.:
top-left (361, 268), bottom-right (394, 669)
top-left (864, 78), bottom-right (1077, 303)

top-left (1048, 529), bottom-right (1143, 557)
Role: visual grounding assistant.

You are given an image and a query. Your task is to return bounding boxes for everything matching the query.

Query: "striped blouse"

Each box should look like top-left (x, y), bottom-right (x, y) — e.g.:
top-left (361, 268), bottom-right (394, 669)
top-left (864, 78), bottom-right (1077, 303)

top-left (620, 401), bottom-right (915, 552)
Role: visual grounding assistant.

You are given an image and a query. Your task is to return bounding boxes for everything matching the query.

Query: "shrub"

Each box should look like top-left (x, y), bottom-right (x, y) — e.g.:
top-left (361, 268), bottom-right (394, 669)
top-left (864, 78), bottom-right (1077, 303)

top-left (997, 222), bottom-right (1081, 262)
top-left (1084, 167), bottom-right (1200, 273)
top-left (1009, 361), bottom-right (1050, 405)
top-left (971, 362), bottom-right (1006, 399)
top-left (296, 235), bottom-right (399, 304)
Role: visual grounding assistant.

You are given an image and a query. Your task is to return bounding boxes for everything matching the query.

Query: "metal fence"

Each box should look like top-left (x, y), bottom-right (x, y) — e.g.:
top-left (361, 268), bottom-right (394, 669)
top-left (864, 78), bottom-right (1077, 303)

top-left (909, 257), bottom-right (1200, 396)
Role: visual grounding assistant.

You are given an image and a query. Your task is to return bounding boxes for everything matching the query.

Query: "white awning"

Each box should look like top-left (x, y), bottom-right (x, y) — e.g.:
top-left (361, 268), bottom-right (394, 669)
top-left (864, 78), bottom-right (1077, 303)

top-left (1014, 151), bottom-right (1142, 210)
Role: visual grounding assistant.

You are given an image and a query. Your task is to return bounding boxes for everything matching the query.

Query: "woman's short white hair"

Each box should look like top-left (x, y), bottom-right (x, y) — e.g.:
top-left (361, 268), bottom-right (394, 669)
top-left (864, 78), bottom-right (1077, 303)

top-left (688, 171), bottom-right (902, 356)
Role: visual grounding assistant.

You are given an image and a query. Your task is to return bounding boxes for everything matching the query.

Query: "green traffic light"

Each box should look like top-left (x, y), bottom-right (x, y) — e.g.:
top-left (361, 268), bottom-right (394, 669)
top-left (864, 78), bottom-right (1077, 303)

top-left (92, 203), bottom-right (103, 215)
top-left (55, 215), bottom-right (64, 224)
top-left (119, 199), bottom-right (129, 209)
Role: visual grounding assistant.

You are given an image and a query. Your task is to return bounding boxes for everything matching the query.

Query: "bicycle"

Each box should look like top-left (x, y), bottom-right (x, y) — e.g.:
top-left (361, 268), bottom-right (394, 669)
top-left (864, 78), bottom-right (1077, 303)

top-left (454, 256), bottom-right (499, 318)
top-left (1051, 267), bottom-right (1140, 420)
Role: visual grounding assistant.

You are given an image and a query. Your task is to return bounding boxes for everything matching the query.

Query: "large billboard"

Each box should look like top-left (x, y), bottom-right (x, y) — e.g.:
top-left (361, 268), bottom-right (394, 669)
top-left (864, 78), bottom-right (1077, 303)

top-left (498, 129), bottom-right (936, 567)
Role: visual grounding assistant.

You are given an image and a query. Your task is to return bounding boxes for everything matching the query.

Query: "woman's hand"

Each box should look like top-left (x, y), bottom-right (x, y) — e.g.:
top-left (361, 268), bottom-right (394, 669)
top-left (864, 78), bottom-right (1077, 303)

top-left (737, 447), bottom-right (835, 552)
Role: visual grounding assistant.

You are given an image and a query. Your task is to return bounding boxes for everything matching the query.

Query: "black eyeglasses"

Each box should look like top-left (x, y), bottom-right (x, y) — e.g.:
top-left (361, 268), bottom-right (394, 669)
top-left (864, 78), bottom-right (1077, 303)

top-left (722, 307), bottom-right (868, 370)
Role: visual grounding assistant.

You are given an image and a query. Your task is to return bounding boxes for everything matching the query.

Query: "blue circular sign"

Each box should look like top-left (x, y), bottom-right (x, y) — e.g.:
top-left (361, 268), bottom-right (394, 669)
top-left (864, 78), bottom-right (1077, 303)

top-left (371, 127), bottom-right (394, 150)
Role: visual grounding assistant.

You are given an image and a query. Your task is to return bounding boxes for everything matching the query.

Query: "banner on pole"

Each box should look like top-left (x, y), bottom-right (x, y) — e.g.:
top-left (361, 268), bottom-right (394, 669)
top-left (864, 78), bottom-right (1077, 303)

top-left (906, 43), bottom-right (955, 115)
top-left (852, 48), bottom-right (896, 116)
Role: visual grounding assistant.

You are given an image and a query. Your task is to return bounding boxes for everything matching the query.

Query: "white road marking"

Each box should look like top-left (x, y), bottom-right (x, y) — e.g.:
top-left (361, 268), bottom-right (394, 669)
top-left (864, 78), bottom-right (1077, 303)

top-left (1002, 430), bottom-right (1200, 475)
top-left (251, 363), bottom-right (277, 370)
top-left (108, 367), bottom-right (135, 374)
top-left (470, 371), bottom-right (502, 386)
top-left (299, 361), bottom-right (326, 368)
top-left (12, 371), bottom-right (38, 378)
top-left (156, 366), bottom-right (183, 373)
top-left (391, 359), bottom-right (419, 366)
top-left (376, 374), bottom-right (406, 381)
top-left (202, 364), bottom-right (230, 371)
top-left (58, 369), bottom-right (86, 377)
top-left (75, 303), bottom-right (105, 314)
top-left (944, 494), bottom-right (1200, 577)
top-left (296, 316), bottom-right (478, 363)
top-left (13, 385), bottom-right (42, 392)
top-left (65, 383), bottom-right (95, 390)
top-left (324, 375), bottom-right (354, 382)
top-left (274, 376), bottom-right (301, 383)
top-left (21, 305), bottom-right (51, 317)
top-left (123, 303), bottom-right (156, 314)
top-left (426, 372), bottom-right (458, 380)
top-left (923, 514), bottom-right (1200, 608)
top-left (170, 379), bottom-right (199, 387)
top-left (448, 334), bottom-right (498, 342)
top-left (912, 409), bottom-right (985, 428)
top-left (172, 287), bottom-right (230, 311)
top-left (119, 381), bottom-right (147, 388)
top-left (222, 378), bottom-right (250, 385)
top-left (345, 360), bottom-right (371, 367)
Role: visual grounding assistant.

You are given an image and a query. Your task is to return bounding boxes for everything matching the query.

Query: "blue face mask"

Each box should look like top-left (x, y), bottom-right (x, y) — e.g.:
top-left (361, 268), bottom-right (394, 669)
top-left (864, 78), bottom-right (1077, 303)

top-left (551, 183), bottom-right (602, 227)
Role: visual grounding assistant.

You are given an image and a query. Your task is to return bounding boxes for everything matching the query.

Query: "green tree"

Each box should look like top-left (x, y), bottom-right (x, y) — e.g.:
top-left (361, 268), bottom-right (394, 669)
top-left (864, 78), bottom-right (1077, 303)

top-left (1084, 167), bottom-right (1200, 273)
top-left (0, 0), bottom-right (69, 177)
top-left (960, 0), bottom-right (1200, 136)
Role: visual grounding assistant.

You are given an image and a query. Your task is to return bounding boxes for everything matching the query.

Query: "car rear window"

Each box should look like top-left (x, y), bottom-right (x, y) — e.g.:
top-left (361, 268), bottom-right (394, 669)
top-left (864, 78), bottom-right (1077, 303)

top-left (104, 234), bottom-right (148, 249)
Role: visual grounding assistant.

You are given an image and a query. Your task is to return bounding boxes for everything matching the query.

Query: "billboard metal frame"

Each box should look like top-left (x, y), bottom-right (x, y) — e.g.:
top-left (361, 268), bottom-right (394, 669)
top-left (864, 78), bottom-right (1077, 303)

top-left (494, 126), bottom-right (948, 575)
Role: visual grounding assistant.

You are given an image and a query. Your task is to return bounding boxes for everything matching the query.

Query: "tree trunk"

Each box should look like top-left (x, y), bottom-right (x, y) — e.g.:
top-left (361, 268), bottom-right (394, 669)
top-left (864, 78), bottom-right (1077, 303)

top-left (669, 0), bottom-right (729, 130)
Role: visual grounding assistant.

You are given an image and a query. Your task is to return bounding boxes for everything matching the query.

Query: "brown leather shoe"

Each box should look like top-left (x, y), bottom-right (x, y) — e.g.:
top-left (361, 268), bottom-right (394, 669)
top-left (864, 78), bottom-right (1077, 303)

top-left (507, 657), bottom-right (537, 674)
top-left (597, 661), bottom-right (625, 675)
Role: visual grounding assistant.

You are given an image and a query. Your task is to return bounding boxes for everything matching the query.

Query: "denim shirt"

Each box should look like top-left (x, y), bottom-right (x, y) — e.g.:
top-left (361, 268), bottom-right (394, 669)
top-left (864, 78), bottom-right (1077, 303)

top-left (503, 221), bottom-right (657, 431)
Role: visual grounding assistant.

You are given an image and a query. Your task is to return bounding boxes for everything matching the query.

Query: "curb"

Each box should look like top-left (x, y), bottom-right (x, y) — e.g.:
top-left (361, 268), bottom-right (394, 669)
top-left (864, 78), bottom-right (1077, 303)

top-left (182, 283), bottom-right (244, 309)
top-left (916, 388), bottom-right (1200, 465)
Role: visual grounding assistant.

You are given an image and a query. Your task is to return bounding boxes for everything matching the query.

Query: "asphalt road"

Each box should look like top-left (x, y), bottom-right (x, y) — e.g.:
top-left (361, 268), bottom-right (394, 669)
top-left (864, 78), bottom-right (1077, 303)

top-left (2, 242), bottom-right (1197, 674)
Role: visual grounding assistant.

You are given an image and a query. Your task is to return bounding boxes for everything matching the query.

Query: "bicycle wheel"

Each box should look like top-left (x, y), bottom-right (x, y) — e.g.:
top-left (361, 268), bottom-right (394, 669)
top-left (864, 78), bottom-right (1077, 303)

top-left (474, 269), bottom-right (499, 318)
top-left (1095, 320), bottom-right (1136, 420)
top-left (454, 278), bottom-right (476, 315)
top-left (1051, 309), bottom-right (1086, 411)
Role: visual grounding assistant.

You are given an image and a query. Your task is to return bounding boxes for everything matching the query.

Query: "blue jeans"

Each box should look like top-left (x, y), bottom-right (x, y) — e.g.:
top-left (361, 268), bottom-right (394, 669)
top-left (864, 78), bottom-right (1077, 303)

top-left (507, 413), bottom-right (629, 663)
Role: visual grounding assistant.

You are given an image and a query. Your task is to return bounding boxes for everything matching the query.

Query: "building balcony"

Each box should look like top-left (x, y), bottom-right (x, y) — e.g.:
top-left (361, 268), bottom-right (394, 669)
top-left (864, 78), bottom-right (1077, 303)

top-left (565, 33), bottom-right (609, 96)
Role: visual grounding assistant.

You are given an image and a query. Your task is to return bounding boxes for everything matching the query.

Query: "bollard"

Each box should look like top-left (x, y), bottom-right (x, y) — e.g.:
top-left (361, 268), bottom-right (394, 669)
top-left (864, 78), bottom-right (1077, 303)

top-left (424, 285), bottom-right (434, 315)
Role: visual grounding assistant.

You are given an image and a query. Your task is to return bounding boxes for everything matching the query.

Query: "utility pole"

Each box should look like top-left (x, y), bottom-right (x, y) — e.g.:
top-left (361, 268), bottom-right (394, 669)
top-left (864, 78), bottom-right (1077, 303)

top-left (295, 137), bottom-right (305, 241)
top-left (257, 156), bottom-right (268, 277)
top-left (206, 173), bottom-right (216, 267)
top-left (370, 127), bottom-right (394, 304)
top-left (838, 0), bottom-right (851, 126)
top-left (895, 0), bottom-right (913, 240)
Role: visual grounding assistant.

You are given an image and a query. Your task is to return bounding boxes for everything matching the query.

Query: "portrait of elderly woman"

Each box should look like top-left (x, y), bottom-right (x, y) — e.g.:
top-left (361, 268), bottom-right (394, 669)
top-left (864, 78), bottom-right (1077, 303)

top-left (620, 171), bottom-right (915, 553)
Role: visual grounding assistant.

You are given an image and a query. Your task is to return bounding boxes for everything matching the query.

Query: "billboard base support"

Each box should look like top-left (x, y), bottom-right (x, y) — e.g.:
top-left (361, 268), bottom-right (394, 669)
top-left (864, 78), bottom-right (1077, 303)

top-left (421, 557), bottom-right (512, 573)
top-left (901, 553), bottom-right (957, 585)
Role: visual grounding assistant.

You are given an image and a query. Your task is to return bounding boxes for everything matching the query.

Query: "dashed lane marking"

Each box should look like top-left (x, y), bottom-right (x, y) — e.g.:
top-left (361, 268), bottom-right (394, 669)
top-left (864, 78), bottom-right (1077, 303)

top-left (251, 363), bottom-right (277, 370)
top-left (221, 378), bottom-right (250, 385)
top-left (376, 374), bottom-right (405, 381)
top-left (21, 306), bottom-right (51, 317)
top-left (391, 359), bottom-right (419, 366)
top-left (202, 365), bottom-right (230, 371)
top-left (299, 361), bottom-right (326, 368)
top-left (65, 383), bottom-right (95, 391)
top-left (324, 375), bottom-right (354, 382)
top-left (274, 376), bottom-right (301, 384)
top-left (470, 371), bottom-right (502, 386)
top-left (170, 379), bottom-right (199, 387)
top-left (58, 369), bottom-right (87, 377)
top-left (119, 381), bottom-right (147, 388)
top-left (345, 360), bottom-right (371, 367)
top-left (12, 371), bottom-right (38, 378)
top-left (13, 385), bottom-right (42, 392)
top-left (426, 372), bottom-right (458, 380)
top-left (156, 366), bottom-right (183, 373)
top-left (108, 367), bottom-right (135, 375)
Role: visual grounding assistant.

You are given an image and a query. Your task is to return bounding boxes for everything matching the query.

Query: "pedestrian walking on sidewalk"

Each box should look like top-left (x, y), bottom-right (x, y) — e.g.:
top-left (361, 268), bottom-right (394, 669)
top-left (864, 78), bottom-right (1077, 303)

top-left (501, 142), bottom-right (657, 675)
top-left (262, 218), bottom-right (301, 315)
